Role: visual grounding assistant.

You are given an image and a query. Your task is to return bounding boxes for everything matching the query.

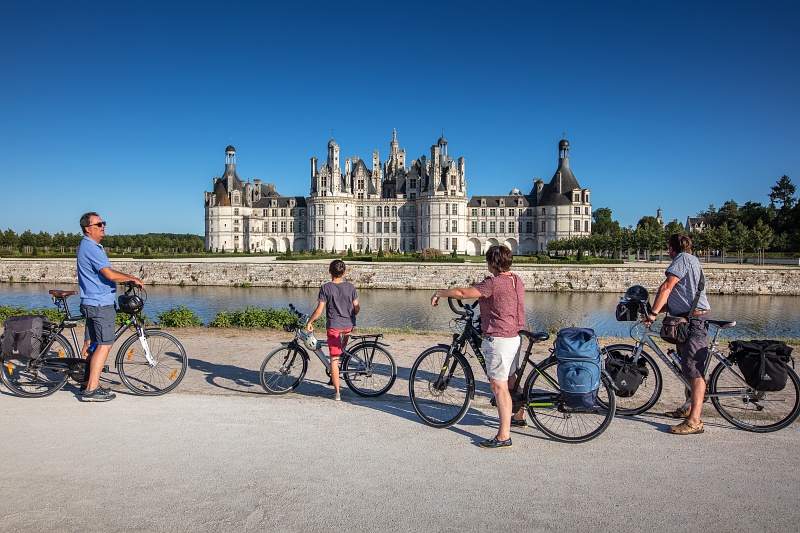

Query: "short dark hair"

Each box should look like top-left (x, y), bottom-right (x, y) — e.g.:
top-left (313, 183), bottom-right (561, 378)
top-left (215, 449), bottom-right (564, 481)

top-left (485, 244), bottom-right (513, 272)
top-left (669, 233), bottom-right (692, 253)
top-left (329, 259), bottom-right (346, 278)
top-left (79, 212), bottom-right (99, 235)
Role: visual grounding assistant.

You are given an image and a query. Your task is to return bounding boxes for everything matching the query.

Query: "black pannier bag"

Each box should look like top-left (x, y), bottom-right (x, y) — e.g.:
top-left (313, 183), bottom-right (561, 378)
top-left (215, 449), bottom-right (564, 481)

top-left (730, 340), bottom-right (793, 392)
top-left (605, 350), bottom-right (650, 397)
top-left (615, 299), bottom-right (639, 322)
top-left (1, 315), bottom-right (49, 360)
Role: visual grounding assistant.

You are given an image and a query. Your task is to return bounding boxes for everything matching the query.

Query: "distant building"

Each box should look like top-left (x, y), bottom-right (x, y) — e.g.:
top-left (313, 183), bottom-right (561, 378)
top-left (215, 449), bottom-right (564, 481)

top-left (204, 133), bottom-right (592, 254)
top-left (685, 216), bottom-right (707, 233)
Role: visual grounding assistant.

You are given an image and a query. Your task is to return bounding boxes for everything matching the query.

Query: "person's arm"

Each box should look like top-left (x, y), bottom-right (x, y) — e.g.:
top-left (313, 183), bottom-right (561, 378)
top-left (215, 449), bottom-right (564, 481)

top-left (431, 286), bottom-right (482, 307)
top-left (99, 267), bottom-right (143, 288)
top-left (353, 299), bottom-right (360, 316)
top-left (644, 274), bottom-right (680, 325)
top-left (307, 301), bottom-right (325, 331)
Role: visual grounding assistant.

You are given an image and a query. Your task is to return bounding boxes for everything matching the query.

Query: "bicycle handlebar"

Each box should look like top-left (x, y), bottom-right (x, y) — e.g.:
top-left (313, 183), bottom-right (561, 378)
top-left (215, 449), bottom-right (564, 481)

top-left (447, 297), bottom-right (479, 317)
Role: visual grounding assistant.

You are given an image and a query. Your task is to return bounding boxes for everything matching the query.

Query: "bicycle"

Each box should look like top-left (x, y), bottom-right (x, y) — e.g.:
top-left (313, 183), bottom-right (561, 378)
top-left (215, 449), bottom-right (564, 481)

top-left (259, 304), bottom-right (397, 397)
top-left (602, 292), bottom-right (800, 432)
top-left (0, 282), bottom-right (188, 397)
top-left (408, 298), bottom-right (616, 443)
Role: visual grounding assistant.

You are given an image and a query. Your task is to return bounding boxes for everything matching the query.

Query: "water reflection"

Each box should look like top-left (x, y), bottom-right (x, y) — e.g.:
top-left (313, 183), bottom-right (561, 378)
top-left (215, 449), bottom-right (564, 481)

top-left (1, 283), bottom-right (798, 339)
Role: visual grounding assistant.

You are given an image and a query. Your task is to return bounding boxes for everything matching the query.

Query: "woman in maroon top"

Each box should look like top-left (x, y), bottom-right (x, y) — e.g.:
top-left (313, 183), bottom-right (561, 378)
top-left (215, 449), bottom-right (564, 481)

top-left (431, 245), bottom-right (526, 449)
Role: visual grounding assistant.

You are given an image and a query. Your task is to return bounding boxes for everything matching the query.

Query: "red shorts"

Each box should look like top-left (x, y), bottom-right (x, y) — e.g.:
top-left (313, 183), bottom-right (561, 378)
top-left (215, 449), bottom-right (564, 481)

top-left (326, 328), bottom-right (353, 357)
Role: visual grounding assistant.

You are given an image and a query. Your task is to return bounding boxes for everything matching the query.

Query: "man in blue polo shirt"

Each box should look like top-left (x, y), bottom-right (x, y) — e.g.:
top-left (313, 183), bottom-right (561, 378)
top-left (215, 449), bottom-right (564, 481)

top-left (77, 212), bottom-right (143, 402)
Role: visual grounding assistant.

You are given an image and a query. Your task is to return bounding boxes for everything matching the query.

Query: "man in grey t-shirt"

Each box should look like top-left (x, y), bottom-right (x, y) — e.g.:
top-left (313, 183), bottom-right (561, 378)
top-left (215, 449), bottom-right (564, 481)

top-left (644, 233), bottom-right (710, 435)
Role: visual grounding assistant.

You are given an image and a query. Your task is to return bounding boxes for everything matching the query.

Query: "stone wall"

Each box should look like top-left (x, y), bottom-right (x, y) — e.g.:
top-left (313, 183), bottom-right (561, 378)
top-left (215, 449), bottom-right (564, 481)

top-left (2, 258), bottom-right (799, 295)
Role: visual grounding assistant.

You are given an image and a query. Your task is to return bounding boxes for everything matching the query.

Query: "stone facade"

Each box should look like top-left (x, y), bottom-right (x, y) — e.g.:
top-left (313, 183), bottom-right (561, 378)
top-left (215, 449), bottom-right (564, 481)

top-left (2, 259), bottom-right (799, 295)
top-left (204, 133), bottom-right (592, 255)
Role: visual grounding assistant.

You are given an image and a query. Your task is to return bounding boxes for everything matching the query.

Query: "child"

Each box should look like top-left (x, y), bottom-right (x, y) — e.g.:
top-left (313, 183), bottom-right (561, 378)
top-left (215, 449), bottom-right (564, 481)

top-left (307, 259), bottom-right (360, 401)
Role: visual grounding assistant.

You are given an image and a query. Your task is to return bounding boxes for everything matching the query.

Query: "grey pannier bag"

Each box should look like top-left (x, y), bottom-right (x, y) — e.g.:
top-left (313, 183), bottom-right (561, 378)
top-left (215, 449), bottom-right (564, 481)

top-left (1, 315), bottom-right (49, 360)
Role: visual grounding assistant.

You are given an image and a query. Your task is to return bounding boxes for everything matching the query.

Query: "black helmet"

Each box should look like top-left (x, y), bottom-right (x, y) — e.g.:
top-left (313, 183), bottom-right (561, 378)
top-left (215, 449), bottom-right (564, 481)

top-left (624, 285), bottom-right (649, 302)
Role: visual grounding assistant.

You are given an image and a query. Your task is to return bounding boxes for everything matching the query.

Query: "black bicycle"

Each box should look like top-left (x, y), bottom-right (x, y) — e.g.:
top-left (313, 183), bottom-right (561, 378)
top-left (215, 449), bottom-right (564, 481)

top-left (0, 282), bottom-right (187, 397)
top-left (408, 298), bottom-right (616, 443)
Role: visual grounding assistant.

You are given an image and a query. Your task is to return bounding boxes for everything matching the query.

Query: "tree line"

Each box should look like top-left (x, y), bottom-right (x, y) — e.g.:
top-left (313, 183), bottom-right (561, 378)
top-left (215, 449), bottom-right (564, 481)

top-left (549, 176), bottom-right (798, 264)
top-left (0, 230), bottom-right (205, 255)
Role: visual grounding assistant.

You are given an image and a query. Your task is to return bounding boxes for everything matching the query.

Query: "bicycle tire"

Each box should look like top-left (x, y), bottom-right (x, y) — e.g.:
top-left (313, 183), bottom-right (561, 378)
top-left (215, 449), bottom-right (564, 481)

top-left (709, 360), bottom-right (800, 432)
top-left (408, 346), bottom-right (473, 428)
top-left (117, 330), bottom-right (187, 396)
top-left (523, 359), bottom-right (616, 443)
top-left (260, 344), bottom-right (308, 394)
top-left (601, 344), bottom-right (663, 416)
top-left (0, 333), bottom-right (72, 398)
top-left (342, 343), bottom-right (397, 397)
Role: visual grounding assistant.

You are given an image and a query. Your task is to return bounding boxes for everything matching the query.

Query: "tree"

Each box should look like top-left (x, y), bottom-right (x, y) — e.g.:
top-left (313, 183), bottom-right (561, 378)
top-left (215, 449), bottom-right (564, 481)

top-left (716, 223), bottom-right (732, 263)
top-left (769, 175), bottom-right (796, 210)
top-left (740, 201), bottom-right (772, 229)
top-left (729, 221), bottom-right (749, 264)
top-left (749, 219), bottom-right (774, 265)
top-left (592, 207), bottom-right (618, 235)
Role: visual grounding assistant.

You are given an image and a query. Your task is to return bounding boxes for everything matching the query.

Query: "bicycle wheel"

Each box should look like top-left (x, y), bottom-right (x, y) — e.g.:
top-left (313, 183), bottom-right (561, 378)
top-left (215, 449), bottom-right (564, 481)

top-left (342, 343), bottom-right (397, 397)
top-left (523, 359), bottom-right (616, 443)
top-left (408, 347), bottom-right (473, 428)
top-left (0, 333), bottom-right (72, 398)
top-left (260, 345), bottom-right (308, 394)
top-left (117, 330), bottom-right (187, 396)
top-left (709, 361), bottom-right (800, 432)
top-left (601, 344), bottom-right (662, 416)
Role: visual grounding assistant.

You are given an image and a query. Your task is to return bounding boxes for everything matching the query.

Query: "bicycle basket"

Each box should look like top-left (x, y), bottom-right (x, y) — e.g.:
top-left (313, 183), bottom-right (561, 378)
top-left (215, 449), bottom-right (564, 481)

top-left (118, 294), bottom-right (144, 314)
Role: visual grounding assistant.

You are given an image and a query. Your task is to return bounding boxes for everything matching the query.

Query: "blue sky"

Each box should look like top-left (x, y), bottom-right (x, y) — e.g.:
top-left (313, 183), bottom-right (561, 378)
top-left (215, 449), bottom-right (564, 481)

top-left (1, 1), bottom-right (798, 236)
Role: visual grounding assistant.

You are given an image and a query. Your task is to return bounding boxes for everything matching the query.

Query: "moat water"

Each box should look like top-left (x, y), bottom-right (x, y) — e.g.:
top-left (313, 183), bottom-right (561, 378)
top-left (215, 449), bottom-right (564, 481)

top-left (2, 283), bottom-right (799, 340)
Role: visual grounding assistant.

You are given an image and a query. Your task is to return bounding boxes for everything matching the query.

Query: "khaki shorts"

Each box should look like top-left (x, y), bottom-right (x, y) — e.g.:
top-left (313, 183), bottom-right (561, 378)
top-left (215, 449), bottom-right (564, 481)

top-left (482, 336), bottom-right (521, 381)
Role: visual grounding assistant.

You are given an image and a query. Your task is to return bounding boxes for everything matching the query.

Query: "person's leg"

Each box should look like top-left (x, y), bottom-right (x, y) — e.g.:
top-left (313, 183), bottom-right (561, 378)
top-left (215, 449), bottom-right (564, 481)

top-left (687, 377), bottom-right (706, 425)
top-left (507, 370), bottom-right (525, 423)
top-left (330, 356), bottom-right (340, 394)
top-left (86, 343), bottom-right (112, 391)
top-left (490, 378), bottom-right (512, 441)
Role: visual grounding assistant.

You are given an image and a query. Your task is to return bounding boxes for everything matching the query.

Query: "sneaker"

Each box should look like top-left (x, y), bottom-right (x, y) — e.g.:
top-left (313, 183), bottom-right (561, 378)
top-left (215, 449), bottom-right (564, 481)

top-left (332, 392), bottom-right (341, 401)
top-left (479, 436), bottom-right (513, 449)
top-left (664, 406), bottom-right (690, 419)
top-left (668, 420), bottom-right (704, 435)
top-left (511, 418), bottom-right (528, 428)
top-left (81, 386), bottom-right (116, 402)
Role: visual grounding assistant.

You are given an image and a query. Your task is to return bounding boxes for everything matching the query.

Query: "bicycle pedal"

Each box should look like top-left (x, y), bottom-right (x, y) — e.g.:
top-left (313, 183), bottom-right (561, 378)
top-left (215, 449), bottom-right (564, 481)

top-left (102, 365), bottom-right (109, 373)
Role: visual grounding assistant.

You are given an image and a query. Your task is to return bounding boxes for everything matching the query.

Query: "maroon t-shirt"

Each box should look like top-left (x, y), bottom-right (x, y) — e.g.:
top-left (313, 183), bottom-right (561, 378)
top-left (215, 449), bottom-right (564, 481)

top-left (474, 273), bottom-right (525, 338)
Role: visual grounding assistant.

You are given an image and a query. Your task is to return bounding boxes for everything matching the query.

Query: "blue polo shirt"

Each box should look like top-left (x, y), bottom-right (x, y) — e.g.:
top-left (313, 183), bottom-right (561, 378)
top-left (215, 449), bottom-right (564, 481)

top-left (77, 236), bottom-right (116, 306)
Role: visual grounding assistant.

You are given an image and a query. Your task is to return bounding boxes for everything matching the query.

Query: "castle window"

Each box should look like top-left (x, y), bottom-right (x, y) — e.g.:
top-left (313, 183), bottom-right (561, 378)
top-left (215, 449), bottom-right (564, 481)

top-left (489, 209), bottom-right (496, 217)
top-left (451, 220), bottom-right (457, 232)
top-left (526, 221), bottom-right (532, 233)
top-left (299, 208), bottom-right (305, 217)
top-left (481, 221), bottom-right (486, 233)
top-left (384, 206), bottom-right (389, 217)
top-left (452, 238), bottom-right (457, 251)
top-left (318, 220), bottom-right (324, 232)
top-left (481, 208), bottom-right (486, 217)
top-left (490, 222), bottom-right (496, 233)
top-left (392, 206), bottom-right (398, 217)
top-left (508, 221), bottom-right (515, 233)
top-left (272, 209), bottom-right (278, 217)
top-left (234, 208), bottom-right (239, 216)
top-left (471, 221), bottom-right (478, 233)
top-left (358, 222), bottom-right (363, 232)
top-left (471, 209), bottom-right (477, 217)
top-left (281, 221), bottom-right (287, 232)
top-left (281, 209), bottom-right (286, 217)
top-left (574, 220), bottom-right (580, 232)
top-left (499, 209), bottom-right (505, 217)
top-left (541, 221), bottom-right (546, 232)
top-left (452, 204), bottom-right (457, 215)
top-left (357, 206), bottom-right (364, 217)
top-left (271, 221), bottom-right (278, 232)
top-left (499, 221), bottom-right (505, 233)
top-left (585, 220), bottom-right (589, 232)
top-left (574, 207), bottom-right (581, 215)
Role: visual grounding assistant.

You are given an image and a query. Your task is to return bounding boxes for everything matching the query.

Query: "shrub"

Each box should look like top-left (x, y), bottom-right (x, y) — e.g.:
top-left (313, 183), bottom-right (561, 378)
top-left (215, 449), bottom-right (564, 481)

top-left (156, 306), bottom-right (202, 327)
top-left (416, 248), bottom-right (444, 261)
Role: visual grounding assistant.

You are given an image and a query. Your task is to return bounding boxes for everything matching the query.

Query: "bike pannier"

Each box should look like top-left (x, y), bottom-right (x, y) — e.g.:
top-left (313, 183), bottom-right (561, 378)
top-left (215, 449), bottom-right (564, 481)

top-left (730, 340), bottom-right (793, 392)
top-left (660, 315), bottom-right (689, 344)
top-left (555, 327), bottom-right (602, 409)
top-left (615, 299), bottom-right (639, 322)
top-left (605, 350), bottom-right (649, 397)
top-left (1, 315), bottom-right (49, 360)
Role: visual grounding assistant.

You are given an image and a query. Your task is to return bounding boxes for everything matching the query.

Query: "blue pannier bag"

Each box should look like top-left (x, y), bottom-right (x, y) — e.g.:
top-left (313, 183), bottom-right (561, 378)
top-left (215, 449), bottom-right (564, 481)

top-left (555, 327), bottom-right (602, 409)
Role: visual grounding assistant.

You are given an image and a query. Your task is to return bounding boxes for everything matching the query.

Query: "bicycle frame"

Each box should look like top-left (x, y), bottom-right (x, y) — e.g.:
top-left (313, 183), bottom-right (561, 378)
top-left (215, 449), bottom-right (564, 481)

top-left (626, 320), bottom-right (745, 401)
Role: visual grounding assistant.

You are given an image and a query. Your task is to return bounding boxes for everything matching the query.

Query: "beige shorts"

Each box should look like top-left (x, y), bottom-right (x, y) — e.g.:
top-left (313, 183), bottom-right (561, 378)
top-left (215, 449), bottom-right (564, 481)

top-left (482, 336), bottom-right (521, 381)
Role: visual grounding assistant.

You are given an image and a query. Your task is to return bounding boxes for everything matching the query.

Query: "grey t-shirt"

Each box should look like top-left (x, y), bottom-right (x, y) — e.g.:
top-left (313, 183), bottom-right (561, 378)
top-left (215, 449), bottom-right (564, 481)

top-left (318, 281), bottom-right (358, 329)
top-left (665, 252), bottom-right (710, 315)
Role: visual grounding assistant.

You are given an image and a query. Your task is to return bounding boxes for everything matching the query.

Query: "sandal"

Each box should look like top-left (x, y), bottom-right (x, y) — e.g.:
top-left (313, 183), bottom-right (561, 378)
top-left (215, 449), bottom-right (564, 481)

top-left (669, 420), bottom-right (704, 435)
top-left (663, 406), bottom-right (690, 419)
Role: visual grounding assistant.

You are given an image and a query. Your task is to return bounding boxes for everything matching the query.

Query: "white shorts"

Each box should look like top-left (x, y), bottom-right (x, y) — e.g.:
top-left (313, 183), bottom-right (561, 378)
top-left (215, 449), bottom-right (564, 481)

top-left (482, 336), bottom-right (521, 381)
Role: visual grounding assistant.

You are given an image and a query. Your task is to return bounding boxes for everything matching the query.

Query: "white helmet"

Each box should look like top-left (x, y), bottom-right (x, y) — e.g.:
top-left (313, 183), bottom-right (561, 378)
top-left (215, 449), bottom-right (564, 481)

top-left (303, 332), bottom-right (319, 351)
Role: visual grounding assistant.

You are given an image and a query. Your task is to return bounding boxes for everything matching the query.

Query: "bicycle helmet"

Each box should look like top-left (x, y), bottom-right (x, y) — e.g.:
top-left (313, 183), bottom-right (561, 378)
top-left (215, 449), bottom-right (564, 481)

top-left (303, 332), bottom-right (319, 351)
top-left (624, 285), bottom-right (649, 302)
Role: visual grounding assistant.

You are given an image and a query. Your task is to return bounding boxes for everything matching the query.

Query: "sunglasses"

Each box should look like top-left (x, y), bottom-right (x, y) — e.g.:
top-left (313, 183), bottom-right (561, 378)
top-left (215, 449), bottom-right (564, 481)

top-left (89, 221), bottom-right (107, 228)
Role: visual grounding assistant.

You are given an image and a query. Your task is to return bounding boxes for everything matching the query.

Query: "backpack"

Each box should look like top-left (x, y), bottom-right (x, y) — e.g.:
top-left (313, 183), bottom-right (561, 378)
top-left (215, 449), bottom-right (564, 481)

top-left (605, 350), bottom-right (649, 397)
top-left (1, 315), bottom-right (49, 360)
top-left (730, 340), bottom-right (793, 392)
top-left (555, 327), bottom-right (602, 409)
